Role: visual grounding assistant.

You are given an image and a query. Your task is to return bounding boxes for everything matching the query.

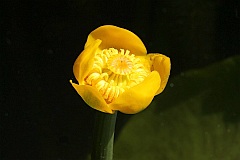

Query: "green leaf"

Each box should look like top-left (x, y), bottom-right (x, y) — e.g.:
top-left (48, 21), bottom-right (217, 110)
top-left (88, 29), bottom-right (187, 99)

top-left (114, 55), bottom-right (240, 160)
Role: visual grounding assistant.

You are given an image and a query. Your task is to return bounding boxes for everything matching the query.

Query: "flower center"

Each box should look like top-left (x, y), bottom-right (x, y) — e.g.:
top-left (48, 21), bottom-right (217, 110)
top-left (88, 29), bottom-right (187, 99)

top-left (107, 54), bottom-right (133, 75)
top-left (85, 48), bottom-right (150, 103)
top-left (107, 49), bottom-right (135, 75)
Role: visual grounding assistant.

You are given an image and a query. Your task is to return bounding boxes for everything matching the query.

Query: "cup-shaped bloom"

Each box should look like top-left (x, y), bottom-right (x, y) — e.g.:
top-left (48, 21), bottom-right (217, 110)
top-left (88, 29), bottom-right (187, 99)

top-left (70, 25), bottom-right (171, 114)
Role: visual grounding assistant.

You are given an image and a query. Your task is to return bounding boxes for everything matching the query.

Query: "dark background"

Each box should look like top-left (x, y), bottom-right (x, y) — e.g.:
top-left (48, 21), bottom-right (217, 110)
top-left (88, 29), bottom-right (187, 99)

top-left (2, 0), bottom-right (239, 159)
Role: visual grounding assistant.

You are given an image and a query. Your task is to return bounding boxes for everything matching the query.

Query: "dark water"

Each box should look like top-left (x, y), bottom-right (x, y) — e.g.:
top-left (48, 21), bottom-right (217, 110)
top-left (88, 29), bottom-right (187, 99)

top-left (2, 0), bottom-right (239, 159)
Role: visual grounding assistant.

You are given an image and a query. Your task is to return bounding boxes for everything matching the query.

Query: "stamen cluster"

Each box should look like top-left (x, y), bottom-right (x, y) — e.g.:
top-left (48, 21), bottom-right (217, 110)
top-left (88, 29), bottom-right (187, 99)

top-left (85, 48), bottom-right (149, 103)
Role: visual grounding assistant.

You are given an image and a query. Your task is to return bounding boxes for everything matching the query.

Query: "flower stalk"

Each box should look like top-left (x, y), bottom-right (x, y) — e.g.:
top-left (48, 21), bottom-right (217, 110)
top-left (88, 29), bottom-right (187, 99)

top-left (91, 111), bottom-right (117, 160)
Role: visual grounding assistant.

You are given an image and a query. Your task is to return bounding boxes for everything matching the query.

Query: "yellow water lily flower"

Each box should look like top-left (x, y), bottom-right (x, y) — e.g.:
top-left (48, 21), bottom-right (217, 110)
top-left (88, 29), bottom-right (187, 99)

top-left (70, 25), bottom-right (171, 114)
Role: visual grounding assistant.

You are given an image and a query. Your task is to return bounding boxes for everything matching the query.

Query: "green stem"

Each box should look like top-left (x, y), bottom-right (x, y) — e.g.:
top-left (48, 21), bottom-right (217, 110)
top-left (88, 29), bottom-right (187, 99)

top-left (91, 111), bottom-right (117, 160)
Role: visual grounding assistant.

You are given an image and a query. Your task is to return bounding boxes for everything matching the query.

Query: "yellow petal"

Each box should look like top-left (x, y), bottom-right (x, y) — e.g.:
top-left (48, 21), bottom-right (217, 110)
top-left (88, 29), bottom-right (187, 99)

top-left (148, 54), bottom-right (171, 95)
top-left (70, 80), bottom-right (114, 114)
top-left (73, 39), bottom-right (102, 84)
top-left (110, 71), bottom-right (161, 114)
top-left (84, 25), bottom-right (147, 56)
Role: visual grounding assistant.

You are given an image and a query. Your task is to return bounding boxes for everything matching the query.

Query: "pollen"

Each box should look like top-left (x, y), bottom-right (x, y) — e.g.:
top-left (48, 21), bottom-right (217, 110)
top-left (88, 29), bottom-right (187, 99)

top-left (85, 48), bottom-right (150, 103)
